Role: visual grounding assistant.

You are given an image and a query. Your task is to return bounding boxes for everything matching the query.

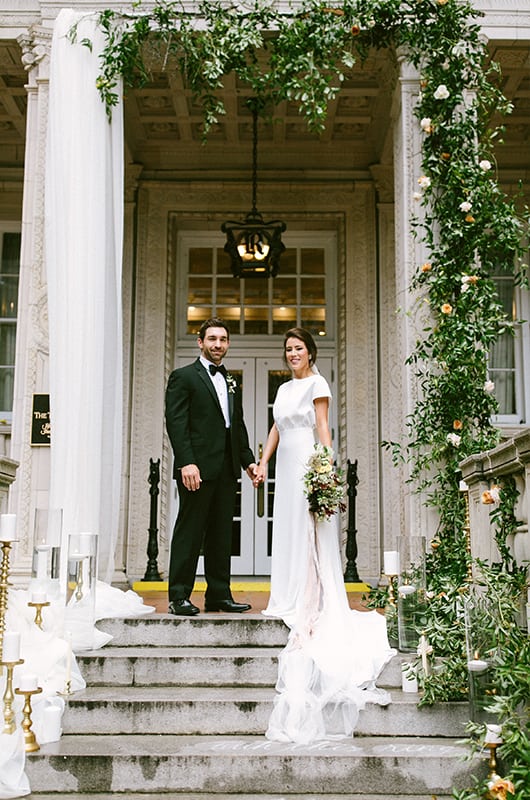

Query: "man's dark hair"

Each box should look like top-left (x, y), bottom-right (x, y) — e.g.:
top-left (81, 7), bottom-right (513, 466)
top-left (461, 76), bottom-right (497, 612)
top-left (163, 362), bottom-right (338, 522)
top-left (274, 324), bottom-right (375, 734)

top-left (198, 317), bottom-right (230, 341)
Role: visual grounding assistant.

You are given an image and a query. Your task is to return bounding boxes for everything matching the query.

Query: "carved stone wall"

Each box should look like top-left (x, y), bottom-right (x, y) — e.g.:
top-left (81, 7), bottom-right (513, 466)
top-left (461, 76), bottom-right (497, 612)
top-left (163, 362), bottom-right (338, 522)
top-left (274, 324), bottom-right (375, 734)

top-left (9, 27), bottom-right (52, 580)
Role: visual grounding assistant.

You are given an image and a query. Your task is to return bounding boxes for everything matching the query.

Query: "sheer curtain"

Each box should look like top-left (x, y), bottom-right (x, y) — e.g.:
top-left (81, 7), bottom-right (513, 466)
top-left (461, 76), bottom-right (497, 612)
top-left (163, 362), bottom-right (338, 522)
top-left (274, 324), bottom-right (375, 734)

top-left (45, 9), bottom-right (123, 583)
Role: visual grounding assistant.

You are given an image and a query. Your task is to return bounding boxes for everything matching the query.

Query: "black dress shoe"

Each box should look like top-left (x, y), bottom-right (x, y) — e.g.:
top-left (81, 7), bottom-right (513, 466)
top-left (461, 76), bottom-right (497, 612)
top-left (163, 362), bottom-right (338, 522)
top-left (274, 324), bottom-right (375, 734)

top-left (204, 599), bottom-right (252, 613)
top-left (168, 599), bottom-right (200, 616)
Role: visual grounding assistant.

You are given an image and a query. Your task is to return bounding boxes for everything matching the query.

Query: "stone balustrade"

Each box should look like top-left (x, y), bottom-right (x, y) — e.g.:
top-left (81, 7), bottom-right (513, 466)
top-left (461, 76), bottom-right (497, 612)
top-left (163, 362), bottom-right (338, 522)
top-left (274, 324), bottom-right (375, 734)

top-left (460, 429), bottom-right (530, 631)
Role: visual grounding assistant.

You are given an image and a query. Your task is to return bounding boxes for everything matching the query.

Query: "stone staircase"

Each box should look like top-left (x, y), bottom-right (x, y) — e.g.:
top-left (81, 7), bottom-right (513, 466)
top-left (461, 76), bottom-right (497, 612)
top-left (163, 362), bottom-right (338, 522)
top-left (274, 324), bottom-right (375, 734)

top-left (25, 613), bottom-right (484, 799)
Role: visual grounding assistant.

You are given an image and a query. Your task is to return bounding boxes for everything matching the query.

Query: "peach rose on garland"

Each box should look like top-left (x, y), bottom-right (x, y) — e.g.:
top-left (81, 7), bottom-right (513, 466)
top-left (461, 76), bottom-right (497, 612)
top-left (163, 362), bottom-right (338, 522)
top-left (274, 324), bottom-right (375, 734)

top-left (487, 777), bottom-right (515, 800)
top-left (481, 485), bottom-right (501, 505)
top-left (441, 303), bottom-right (452, 314)
top-left (453, 419), bottom-right (463, 430)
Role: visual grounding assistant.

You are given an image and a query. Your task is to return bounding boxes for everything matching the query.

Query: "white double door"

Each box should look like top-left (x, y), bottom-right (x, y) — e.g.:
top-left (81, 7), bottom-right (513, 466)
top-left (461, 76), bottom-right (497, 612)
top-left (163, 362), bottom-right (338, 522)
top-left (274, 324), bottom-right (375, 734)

top-left (169, 355), bottom-right (333, 576)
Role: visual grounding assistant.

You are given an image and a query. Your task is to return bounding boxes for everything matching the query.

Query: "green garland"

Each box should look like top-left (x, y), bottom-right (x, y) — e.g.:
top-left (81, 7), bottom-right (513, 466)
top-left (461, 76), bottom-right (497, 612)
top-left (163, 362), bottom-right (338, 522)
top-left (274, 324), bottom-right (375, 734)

top-left (69, 2), bottom-right (529, 797)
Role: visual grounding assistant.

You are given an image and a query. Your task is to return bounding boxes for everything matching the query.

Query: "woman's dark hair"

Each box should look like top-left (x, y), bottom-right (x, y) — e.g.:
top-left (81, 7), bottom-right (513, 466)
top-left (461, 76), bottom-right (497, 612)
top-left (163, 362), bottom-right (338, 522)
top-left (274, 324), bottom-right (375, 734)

top-left (283, 327), bottom-right (317, 367)
top-left (198, 317), bottom-right (230, 341)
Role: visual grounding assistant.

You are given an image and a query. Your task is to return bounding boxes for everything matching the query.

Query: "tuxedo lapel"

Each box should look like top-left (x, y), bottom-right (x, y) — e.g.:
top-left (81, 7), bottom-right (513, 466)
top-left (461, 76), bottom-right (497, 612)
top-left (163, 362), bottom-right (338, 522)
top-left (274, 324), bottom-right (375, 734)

top-left (194, 359), bottom-right (225, 418)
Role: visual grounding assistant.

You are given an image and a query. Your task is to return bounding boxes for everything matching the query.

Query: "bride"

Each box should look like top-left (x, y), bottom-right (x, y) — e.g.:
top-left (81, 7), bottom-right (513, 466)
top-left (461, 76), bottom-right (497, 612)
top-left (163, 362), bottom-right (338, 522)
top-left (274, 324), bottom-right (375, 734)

top-left (254, 328), bottom-right (394, 744)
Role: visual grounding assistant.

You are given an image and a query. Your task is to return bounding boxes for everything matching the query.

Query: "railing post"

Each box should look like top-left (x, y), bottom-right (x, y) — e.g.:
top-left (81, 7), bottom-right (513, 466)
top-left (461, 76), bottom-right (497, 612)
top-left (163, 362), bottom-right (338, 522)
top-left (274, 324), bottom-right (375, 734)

top-left (343, 458), bottom-right (360, 582)
top-left (143, 458), bottom-right (163, 581)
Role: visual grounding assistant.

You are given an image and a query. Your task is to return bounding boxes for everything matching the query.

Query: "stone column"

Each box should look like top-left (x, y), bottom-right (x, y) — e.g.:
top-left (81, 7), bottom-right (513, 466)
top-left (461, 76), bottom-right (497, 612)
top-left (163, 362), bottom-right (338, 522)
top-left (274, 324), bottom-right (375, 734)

top-left (8, 25), bottom-right (52, 580)
top-left (114, 163), bottom-right (143, 584)
top-left (391, 52), bottom-right (438, 548)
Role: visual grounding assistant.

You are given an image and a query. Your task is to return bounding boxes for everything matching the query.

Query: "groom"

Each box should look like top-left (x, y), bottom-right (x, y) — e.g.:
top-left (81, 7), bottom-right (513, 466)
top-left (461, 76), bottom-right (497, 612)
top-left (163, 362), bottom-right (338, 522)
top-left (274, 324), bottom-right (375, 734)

top-left (165, 317), bottom-right (257, 615)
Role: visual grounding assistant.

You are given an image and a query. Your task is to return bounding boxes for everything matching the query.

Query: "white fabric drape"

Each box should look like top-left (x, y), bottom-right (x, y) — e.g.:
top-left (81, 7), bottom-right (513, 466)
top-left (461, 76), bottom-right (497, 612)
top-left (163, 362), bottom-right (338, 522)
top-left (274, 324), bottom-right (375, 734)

top-left (45, 9), bottom-right (124, 582)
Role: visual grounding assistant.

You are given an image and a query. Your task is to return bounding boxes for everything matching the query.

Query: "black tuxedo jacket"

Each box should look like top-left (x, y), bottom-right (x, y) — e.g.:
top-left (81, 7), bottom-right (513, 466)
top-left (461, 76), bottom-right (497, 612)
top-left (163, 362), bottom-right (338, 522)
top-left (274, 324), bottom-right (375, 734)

top-left (165, 358), bottom-right (255, 480)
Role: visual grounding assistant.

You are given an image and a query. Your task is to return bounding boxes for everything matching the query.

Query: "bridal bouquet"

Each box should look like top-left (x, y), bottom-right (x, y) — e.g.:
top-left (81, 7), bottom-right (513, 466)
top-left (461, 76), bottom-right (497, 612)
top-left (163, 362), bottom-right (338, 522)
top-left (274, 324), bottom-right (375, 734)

top-left (303, 444), bottom-right (346, 521)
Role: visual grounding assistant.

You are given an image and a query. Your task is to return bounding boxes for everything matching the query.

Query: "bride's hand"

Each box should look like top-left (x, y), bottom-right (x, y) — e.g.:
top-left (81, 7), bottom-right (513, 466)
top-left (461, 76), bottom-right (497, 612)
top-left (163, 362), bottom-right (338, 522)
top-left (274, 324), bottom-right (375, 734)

top-left (253, 464), bottom-right (266, 487)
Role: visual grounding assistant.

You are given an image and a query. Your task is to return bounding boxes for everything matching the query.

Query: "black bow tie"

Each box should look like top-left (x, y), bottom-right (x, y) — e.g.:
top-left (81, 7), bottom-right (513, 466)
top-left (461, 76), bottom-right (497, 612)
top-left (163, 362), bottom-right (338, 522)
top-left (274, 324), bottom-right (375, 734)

top-left (209, 363), bottom-right (227, 377)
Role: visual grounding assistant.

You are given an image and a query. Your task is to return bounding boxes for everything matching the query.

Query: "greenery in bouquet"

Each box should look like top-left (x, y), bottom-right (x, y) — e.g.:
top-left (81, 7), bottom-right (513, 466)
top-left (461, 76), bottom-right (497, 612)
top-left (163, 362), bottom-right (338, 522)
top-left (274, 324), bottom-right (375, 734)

top-left (303, 444), bottom-right (346, 522)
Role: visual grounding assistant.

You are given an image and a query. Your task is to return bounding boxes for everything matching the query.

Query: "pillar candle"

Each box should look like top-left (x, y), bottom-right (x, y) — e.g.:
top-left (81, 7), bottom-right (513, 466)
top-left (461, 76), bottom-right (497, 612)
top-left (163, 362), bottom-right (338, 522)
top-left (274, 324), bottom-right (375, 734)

top-left (485, 723), bottom-right (503, 744)
top-left (402, 670), bottom-right (419, 693)
top-left (18, 673), bottom-right (38, 692)
top-left (384, 550), bottom-right (400, 575)
top-left (43, 705), bottom-right (63, 741)
top-left (2, 630), bottom-right (21, 662)
top-left (0, 513), bottom-right (17, 542)
top-left (31, 592), bottom-right (47, 604)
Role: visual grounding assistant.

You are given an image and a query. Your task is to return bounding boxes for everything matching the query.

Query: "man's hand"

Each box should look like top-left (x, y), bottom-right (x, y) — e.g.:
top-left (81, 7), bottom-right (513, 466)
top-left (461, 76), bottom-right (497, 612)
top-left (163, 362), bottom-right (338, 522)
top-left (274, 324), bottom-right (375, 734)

top-left (181, 464), bottom-right (201, 492)
top-left (246, 463), bottom-right (258, 481)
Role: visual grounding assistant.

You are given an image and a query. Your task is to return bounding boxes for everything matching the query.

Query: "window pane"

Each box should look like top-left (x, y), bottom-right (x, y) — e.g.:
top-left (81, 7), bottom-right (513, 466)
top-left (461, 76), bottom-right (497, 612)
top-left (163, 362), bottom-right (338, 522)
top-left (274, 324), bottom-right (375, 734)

top-left (301, 307), bottom-right (327, 337)
top-left (489, 274), bottom-right (517, 416)
top-left (1, 233), bottom-right (21, 274)
top-left (244, 306), bottom-right (268, 335)
top-left (217, 249), bottom-right (232, 275)
top-left (189, 248), bottom-right (213, 274)
top-left (217, 278), bottom-right (240, 305)
top-left (280, 248), bottom-right (297, 274)
top-left (0, 368), bottom-right (14, 415)
top-left (187, 306), bottom-right (212, 335)
top-left (0, 277), bottom-right (19, 318)
top-left (301, 248), bottom-right (325, 275)
top-left (243, 278), bottom-right (270, 304)
top-left (301, 276), bottom-right (325, 305)
top-left (188, 277), bottom-right (212, 304)
top-left (0, 324), bottom-right (17, 363)
top-left (272, 277), bottom-right (296, 305)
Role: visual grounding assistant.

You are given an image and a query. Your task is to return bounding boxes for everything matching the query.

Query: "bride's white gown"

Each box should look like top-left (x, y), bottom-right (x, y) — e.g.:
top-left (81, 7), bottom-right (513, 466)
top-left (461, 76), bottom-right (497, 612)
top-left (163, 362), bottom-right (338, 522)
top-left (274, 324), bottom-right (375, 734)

top-left (263, 374), bottom-right (395, 744)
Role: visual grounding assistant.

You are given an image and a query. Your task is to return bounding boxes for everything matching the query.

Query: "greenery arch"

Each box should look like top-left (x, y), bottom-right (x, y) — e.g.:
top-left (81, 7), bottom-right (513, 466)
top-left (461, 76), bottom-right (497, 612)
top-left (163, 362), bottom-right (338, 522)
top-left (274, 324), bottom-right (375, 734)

top-left (71, 2), bottom-right (530, 797)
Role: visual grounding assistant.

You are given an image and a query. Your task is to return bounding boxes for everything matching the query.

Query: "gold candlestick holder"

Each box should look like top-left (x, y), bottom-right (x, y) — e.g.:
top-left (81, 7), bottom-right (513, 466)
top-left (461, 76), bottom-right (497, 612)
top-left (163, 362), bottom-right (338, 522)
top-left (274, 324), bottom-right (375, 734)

top-left (462, 489), bottom-right (473, 584)
top-left (1, 657), bottom-right (24, 734)
top-left (28, 600), bottom-right (50, 630)
top-left (486, 742), bottom-right (501, 783)
top-left (59, 678), bottom-right (72, 697)
top-left (384, 573), bottom-right (398, 606)
top-left (15, 686), bottom-right (42, 751)
top-left (0, 540), bottom-right (14, 660)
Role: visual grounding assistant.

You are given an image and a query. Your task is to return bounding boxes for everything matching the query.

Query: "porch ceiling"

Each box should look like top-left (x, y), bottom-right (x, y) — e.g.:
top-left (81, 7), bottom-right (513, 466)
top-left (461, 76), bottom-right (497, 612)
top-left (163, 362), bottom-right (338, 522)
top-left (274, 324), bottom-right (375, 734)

top-left (0, 39), bottom-right (529, 180)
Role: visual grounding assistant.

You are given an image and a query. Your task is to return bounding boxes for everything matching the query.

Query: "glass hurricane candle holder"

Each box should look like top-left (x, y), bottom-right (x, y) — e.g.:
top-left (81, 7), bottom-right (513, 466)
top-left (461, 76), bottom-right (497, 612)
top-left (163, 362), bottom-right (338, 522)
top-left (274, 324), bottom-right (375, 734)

top-left (397, 537), bottom-right (427, 652)
top-left (463, 591), bottom-right (498, 723)
top-left (65, 532), bottom-right (98, 649)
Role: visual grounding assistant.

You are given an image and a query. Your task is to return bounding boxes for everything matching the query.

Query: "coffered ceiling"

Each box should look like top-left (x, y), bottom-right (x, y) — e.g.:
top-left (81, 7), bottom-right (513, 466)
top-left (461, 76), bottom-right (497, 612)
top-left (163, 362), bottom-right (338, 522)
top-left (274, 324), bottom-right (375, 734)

top-left (0, 38), bottom-right (529, 183)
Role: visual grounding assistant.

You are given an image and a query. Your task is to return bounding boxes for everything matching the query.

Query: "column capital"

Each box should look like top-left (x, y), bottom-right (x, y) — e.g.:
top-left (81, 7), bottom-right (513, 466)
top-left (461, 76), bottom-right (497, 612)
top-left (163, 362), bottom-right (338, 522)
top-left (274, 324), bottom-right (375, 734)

top-left (17, 26), bottom-right (52, 76)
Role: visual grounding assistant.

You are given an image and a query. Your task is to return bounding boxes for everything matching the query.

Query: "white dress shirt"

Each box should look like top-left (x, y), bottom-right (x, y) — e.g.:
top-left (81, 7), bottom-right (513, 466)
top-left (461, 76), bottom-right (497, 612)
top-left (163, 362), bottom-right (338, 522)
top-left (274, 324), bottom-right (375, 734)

top-left (200, 356), bottom-right (230, 428)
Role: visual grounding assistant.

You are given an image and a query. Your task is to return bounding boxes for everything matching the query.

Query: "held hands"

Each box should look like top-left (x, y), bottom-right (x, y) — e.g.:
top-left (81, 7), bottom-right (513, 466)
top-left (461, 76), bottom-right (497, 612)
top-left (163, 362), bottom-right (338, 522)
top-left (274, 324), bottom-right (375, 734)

top-left (246, 463), bottom-right (258, 481)
top-left (253, 463), bottom-right (267, 488)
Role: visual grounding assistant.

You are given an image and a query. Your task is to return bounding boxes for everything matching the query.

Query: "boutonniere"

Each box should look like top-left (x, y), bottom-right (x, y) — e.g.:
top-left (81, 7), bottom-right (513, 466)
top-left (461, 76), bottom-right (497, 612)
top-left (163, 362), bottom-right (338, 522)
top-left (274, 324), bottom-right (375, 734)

top-left (226, 373), bottom-right (237, 394)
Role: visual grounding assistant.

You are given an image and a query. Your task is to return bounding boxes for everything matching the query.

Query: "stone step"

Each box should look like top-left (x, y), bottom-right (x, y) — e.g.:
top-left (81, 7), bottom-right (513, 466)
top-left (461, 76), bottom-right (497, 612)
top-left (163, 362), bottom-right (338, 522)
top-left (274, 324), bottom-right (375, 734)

top-left (76, 646), bottom-right (281, 686)
top-left (25, 734), bottom-right (483, 796)
top-left (62, 687), bottom-right (468, 738)
top-left (96, 614), bottom-right (289, 648)
top-left (76, 647), bottom-right (407, 689)
top-left (28, 794), bottom-right (453, 799)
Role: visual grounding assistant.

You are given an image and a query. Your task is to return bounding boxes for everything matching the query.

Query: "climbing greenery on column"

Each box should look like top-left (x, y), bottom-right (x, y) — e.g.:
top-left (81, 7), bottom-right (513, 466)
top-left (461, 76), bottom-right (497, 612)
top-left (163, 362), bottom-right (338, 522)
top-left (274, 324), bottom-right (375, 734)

top-left (70, 1), bottom-right (529, 797)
